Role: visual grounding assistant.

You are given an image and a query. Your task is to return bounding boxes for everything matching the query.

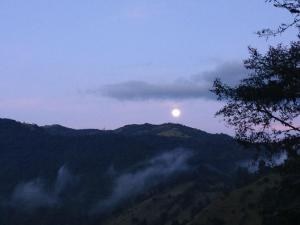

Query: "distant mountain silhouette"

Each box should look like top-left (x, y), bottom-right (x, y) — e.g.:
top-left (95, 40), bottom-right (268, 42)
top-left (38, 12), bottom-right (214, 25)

top-left (42, 122), bottom-right (228, 139)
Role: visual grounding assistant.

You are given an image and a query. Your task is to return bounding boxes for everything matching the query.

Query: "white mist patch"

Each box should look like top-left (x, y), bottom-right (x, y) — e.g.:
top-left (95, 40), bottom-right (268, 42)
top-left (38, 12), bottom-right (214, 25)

top-left (93, 148), bottom-right (192, 213)
top-left (239, 151), bottom-right (288, 173)
top-left (55, 165), bottom-right (77, 195)
top-left (11, 179), bottom-right (57, 210)
top-left (10, 165), bottom-right (77, 211)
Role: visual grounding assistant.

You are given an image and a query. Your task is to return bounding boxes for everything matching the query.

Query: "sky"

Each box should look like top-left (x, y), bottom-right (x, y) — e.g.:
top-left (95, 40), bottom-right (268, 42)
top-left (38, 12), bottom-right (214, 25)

top-left (0, 0), bottom-right (298, 134)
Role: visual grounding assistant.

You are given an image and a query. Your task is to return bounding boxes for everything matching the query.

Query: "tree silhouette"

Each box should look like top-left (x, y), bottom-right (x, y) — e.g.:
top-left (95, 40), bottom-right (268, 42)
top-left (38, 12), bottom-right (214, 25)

top-left (212, 1), bottom-right (300, 153)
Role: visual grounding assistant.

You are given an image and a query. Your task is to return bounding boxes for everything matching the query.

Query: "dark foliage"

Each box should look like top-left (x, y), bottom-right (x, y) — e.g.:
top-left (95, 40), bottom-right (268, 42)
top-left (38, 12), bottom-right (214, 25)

top-left (212, 0), bottom-right (300, 153)
top-left (212, 41), bottom-right (300, 150)
top-left (261, 160), bottom-right (300, 225)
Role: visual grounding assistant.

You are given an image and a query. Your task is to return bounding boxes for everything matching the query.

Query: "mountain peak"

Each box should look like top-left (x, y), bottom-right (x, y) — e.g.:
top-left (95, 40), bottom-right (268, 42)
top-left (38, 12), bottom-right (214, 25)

top-left (114, 122), bottom-right (209, 138)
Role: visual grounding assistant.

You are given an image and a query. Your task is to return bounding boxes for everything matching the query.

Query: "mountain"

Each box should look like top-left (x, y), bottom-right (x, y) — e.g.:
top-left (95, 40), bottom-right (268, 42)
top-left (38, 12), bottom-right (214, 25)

top-left (103, 160), bottom-right (300, 225)
top-left (0, 118), bottom-right (253, 225)
top-left (113, 123), bottom-right (209, 137)
top-left (43, 124), bottom-right (105, 136)
top-left (103, 173), bottom-right (280, 225)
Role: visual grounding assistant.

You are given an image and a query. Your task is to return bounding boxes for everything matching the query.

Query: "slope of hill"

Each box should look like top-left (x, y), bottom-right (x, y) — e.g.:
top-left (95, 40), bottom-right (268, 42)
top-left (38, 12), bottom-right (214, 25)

top-left (188, 162), bottom-right (300, 225)
top-left (0, 118), bottom-right (253, 225)
top-left (104, 168), bottom-right (300, 225)
top-left (188, 174), bottom-right (281, 225)
top-left (103, 166), bottom-right (231, 225)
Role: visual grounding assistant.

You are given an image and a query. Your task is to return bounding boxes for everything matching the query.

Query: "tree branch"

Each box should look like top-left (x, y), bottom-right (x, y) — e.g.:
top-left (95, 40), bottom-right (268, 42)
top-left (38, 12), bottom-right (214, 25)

top-left (259, 105), bottom-right (300, 132)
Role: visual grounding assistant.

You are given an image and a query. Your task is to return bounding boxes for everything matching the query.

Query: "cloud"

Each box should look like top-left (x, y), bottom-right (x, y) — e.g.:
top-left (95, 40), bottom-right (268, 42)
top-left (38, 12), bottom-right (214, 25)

top-left (9, 165), bottom-right (77, 211)
top-left (90, 62), bottom-right (247, 101)
top-left (93, 148), bottom-right (192, 213)
top-left (100, 81), bottom-right (212, 100)
top-left (196, 61), bottom-right (248, 85)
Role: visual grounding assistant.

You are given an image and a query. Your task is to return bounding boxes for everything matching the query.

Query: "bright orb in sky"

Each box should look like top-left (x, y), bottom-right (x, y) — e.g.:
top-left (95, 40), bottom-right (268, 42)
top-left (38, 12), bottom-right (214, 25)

top-left (171, 108), bottom-right (181, 118)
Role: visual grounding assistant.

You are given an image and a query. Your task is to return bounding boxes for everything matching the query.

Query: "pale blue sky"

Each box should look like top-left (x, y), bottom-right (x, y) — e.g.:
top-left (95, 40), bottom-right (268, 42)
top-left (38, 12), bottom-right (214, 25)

top-left (0, 0), bottom-right (297, 133)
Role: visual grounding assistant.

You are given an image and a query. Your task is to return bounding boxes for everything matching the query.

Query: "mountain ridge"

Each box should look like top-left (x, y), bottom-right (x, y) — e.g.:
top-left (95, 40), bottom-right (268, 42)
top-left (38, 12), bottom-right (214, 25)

top-left (0, 118), bottom-right (230, 138)
top-left (0, 117), bottom-right (252, 225)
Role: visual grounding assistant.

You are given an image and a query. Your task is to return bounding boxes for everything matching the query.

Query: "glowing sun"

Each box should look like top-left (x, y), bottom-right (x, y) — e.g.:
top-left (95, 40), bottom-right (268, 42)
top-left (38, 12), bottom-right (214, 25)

top-left (171, 108), bottom-right (181, 118)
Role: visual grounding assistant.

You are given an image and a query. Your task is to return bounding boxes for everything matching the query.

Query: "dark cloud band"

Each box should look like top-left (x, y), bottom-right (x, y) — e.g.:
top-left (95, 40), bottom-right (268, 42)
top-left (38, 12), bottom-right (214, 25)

top-left (90, 62), bottom-right (247, 101)
top-left (99, 81), bottom-right (213, 100)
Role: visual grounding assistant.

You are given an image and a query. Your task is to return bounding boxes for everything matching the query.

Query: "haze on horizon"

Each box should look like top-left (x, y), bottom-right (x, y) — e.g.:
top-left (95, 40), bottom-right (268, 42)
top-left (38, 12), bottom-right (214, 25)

top-left (0, 0), bottom-right (298, 134)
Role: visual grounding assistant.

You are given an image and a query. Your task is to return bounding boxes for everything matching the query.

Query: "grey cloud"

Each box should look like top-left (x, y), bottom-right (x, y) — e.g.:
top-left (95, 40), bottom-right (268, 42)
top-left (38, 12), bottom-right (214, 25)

top-left (100, 81), bottom-right (212, 100)
top-left (91, 62), bottom-right (247, 101)
top-left (93, 148), bottom-right (192, 213)
top-left (196, 61), bottom-right (248, 86)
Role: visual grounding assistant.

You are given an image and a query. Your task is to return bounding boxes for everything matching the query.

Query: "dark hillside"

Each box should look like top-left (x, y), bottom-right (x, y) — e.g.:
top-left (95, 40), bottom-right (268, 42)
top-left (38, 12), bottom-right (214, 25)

top-left (0, 118), bottom-right (253, 225)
